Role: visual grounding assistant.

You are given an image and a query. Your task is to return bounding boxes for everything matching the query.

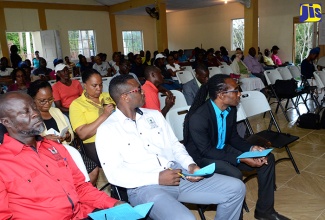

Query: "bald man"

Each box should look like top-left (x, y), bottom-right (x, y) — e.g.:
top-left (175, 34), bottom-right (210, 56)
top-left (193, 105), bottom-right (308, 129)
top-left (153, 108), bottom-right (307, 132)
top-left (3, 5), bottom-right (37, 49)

top-left (0, 92), bottom-right (121, 219)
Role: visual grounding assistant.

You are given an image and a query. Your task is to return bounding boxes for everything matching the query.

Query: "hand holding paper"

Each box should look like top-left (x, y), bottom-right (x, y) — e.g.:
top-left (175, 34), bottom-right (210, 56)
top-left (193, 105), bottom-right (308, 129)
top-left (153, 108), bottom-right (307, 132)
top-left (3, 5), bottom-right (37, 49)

top-left (183, 163), bottom-right (215, 177)
top-left (237, 149), bottom-right (273, 159)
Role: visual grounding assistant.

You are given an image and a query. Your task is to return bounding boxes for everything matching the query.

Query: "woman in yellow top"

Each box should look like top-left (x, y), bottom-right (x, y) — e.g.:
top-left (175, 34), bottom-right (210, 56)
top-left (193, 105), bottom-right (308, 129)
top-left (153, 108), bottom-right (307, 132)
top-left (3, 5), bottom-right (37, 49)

top-left (70, 69), bottom-right (115, 167)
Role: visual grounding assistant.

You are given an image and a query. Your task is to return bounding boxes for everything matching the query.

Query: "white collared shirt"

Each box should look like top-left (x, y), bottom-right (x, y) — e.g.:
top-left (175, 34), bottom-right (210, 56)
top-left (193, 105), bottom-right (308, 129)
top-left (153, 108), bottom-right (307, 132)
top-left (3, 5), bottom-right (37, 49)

top-left (96, 108), bottom-right (195, 188)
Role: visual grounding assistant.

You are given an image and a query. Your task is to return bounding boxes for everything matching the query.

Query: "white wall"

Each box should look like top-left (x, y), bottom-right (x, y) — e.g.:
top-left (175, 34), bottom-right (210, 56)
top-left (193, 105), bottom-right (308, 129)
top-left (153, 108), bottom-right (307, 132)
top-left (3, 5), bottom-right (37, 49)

top-left (115, 15), bottom-right (157, 54)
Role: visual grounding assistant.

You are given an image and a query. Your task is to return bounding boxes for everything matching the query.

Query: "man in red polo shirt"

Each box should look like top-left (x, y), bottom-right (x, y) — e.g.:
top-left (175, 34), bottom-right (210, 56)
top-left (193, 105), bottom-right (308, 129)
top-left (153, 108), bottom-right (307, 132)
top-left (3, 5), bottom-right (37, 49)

top-left (0, 92), bottom-right (121, 220)
top-left (142, 66), bottom-right (175, 117)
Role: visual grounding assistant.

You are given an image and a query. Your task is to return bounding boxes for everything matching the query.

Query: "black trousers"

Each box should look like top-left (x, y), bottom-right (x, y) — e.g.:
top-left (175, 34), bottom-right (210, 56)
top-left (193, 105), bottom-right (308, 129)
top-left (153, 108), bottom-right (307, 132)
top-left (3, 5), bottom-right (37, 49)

top-left (200, 147), bottom-right (276, 214)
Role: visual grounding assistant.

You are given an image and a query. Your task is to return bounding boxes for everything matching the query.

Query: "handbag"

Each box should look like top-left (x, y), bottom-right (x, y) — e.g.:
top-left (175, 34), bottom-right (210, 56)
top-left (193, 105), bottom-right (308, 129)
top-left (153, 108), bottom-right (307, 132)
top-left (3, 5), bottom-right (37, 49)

top-left (296, 113), bottom-right (321, 129)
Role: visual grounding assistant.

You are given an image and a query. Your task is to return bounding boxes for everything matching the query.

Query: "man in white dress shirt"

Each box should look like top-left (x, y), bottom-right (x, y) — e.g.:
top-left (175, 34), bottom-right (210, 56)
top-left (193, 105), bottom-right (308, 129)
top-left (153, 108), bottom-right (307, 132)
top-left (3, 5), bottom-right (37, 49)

top-left (96, 74), bottom-right (245, 220)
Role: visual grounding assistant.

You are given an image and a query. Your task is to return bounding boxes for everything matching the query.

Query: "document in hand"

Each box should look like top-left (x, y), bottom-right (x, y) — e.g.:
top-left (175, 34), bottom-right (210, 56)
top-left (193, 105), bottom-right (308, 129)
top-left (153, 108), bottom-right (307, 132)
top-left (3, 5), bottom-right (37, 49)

top-left (88, 202), bottom-right (154, 220)
top-left (237, 149), bottom-right (273, 159)
top-left (183, 163), bottom-right (215, 177)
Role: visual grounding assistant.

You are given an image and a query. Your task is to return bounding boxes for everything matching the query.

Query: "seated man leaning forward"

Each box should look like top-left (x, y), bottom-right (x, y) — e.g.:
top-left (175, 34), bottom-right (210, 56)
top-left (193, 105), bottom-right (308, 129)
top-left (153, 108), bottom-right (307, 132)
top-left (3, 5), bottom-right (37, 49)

top-left (0, 92), bottom-right (122, 219)
top-left (95, 74), bottom-right (246, 220)
top-left (183, 74), bottom-right (290, 220)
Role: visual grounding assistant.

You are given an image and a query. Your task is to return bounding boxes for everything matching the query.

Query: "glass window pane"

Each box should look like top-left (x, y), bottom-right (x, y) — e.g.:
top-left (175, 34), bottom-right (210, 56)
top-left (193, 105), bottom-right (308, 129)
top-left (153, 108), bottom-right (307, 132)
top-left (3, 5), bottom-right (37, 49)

top-left (68, 30), bottom-right (97, 57)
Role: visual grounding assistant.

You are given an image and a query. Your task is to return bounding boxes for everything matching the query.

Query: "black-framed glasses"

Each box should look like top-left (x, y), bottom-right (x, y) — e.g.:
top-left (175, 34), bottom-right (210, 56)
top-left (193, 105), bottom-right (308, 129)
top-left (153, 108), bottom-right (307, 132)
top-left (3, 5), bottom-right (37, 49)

top-left (35, 98), bottom-right (54, 105)
top-left (123, 86), bottom-right (142, 95)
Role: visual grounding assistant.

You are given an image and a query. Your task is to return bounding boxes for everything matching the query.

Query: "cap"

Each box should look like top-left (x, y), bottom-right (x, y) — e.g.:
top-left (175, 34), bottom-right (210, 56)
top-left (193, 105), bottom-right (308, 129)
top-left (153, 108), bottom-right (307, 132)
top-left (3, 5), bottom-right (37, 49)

top-left (55, 63), bottom-right (68, 73)
top-left (155, 53), bottom-right (166, 61)
top-left (309, 47), bottom-right (320, 55)
top-left (18, 61), bottom-right (28, 68)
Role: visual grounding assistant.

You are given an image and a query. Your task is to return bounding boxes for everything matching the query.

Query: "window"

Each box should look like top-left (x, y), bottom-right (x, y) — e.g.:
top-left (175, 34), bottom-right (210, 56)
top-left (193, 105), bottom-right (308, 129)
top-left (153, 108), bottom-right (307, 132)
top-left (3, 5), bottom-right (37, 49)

top-left (122, 31), bottom-right (144, 55)
top-left (68, 30), bottom-right (96, 59)
top-left (231, 19), bottom-right (245, 51)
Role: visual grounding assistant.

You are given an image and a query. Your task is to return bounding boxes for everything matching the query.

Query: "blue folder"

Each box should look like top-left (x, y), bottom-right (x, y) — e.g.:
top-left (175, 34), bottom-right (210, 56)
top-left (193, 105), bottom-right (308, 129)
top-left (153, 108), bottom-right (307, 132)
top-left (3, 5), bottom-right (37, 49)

top-left (237, 149), bottom-right (273, 159)
top-left (183, 163), bottom-right (215, 177)
top-left (88, 202), bottom-right (154, 220)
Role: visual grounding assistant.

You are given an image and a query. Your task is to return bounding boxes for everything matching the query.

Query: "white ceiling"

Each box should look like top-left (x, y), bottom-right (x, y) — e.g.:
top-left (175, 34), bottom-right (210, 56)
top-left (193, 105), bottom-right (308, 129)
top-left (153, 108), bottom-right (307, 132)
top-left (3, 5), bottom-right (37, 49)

top-left (95, 0), bottom-right (238, 15)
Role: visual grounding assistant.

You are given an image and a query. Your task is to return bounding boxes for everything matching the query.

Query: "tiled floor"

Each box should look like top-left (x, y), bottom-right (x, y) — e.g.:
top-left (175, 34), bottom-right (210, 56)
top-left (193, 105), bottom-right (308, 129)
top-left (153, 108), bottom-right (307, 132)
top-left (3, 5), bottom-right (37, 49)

top-left (97, 97), bottom-right (325, 220)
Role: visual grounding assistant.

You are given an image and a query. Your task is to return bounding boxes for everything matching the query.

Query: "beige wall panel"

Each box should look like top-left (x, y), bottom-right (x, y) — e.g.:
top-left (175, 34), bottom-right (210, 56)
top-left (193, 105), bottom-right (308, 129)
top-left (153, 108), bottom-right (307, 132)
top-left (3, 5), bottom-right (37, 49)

top-left (6, 0), bottom-right (101, 5)
top-left (115, 15), bottom-right (157, 54)
top-left (46, 9), bottom-right (112, 58)
top-left (4, 8), bottom-right (40, 31)
top-left (167, 3), bottom-right (243, 52)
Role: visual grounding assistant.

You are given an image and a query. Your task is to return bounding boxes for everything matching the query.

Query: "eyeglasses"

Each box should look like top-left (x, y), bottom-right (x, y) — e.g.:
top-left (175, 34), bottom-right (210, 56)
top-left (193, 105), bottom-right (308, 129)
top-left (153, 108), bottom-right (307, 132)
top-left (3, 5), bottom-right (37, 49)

top-left (123, 86), bottom-right (142, 95)
top-left (221, 89), bottom-right (239, 94)
top-left (35, 98), bottom-right (54, 105)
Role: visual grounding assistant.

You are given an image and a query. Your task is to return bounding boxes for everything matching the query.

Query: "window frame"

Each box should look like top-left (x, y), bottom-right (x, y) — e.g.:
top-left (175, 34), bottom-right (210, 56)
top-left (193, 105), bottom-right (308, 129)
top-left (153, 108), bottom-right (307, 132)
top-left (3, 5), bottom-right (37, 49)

top-left (122, 30), bottom-right (144, 55)
top-left (68, 30), bottom-right (96, 59)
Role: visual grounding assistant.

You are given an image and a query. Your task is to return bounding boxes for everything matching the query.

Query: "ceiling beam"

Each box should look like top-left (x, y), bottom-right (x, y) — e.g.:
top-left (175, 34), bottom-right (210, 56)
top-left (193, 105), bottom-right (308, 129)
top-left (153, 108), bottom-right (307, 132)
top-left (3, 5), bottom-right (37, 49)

top-left (109, 0), bottom-right (155, 14)
top-left (0, 1), bottom-right (109, 11)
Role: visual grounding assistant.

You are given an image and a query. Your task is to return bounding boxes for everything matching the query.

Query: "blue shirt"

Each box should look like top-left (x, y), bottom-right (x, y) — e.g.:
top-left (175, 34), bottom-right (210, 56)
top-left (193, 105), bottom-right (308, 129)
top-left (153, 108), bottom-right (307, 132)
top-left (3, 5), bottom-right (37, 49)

top-left (210, 100), bottom-right (230, 149)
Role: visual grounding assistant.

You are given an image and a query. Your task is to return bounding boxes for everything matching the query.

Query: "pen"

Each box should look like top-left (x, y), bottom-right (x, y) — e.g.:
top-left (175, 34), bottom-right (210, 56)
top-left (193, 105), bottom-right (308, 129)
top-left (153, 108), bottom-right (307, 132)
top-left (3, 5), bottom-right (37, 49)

top-left (165, 167), bottom-right (186, 180)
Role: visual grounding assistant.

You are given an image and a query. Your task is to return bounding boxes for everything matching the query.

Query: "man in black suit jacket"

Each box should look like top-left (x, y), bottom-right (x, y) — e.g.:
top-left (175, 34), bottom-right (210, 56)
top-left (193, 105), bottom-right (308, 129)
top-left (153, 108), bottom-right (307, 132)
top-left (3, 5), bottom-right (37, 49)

top-left (184, 74), bottom-right (289, 220)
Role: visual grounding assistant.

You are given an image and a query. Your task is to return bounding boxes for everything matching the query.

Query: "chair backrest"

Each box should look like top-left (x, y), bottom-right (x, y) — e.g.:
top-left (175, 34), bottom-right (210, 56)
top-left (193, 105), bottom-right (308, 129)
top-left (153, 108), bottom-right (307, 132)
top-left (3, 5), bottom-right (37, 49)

top-left (176, 70), bottom-right (194, 84)
top-left (208, 67), bottom-right (222, 77)
top-left (277, 67), bottom-right (293, 80)
top-left (102, 83), bottom-right (109, 92)
top-left (220, 62), bottom-right (227, 66)
top-left (313, 71), bottom-right (325, 89)
top-left (159, 90), bottom-right (188, 110)
top-left (287, 65), bottom-right (301, 79)
top-left (102, 76), bottom-right (113, 86)
top-left (219, 65), bottom-right (233, 75)
top-left (48, 80), bottom-right (56, 86)
top-left (240, 91), bottom-right (271, 117)
top-left (183, 66), bottom-right (193, 72)
top-left (236, 103), bottom-right (247, 122)
top-left (165, 106), bottom-right (190, 141)
top-left (264, 69), bottom-right (283, 85)
top-left (71, 77), bottom-right (82, 82)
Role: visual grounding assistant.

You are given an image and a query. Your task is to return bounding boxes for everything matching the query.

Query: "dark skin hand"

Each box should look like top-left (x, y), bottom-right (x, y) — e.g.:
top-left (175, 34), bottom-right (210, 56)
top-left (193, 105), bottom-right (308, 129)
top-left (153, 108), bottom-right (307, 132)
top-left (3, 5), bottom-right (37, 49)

top-left (158, 164), bottom-right (204, 185)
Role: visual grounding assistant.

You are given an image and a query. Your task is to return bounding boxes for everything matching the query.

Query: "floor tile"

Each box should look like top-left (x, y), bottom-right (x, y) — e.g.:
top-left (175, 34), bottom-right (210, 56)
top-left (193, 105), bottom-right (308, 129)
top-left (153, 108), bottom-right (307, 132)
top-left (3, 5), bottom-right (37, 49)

top-left (304, 158), bottom-right (325, 177)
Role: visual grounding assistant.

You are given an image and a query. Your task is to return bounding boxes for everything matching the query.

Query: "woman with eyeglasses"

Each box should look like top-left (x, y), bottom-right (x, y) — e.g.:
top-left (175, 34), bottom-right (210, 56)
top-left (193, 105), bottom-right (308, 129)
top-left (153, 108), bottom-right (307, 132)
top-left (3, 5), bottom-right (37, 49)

top-left (27, 80), bottom-right (73, 144)
top-left (8, 68), bottom-right (30, 93)
top-left (69, 69), bottom-right (115, 168)
top-left (28, 79), bottom-right (100, 186)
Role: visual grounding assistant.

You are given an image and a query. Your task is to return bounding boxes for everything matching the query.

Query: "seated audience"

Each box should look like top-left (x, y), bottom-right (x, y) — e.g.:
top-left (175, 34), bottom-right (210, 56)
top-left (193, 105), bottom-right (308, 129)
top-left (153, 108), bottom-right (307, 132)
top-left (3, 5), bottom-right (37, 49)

top-left (31, 57), bottom-right (52, 81)
top-left (183, 74), bottom-right (289, 220)
top-left (52, 64), bottom-right (83, 118)
top-left (183, 64), bottom-right (209, 105)
top-left (0, 57), bottom-right (12, 76)
top-left (65, 56), bottom-right (77, 77)
top-left (220, 46), bottom-right (232, 65)
top-left (143, 50), bottom-right (152, 66)
top-left (263, 48), bottom-right (276, 68)
top-left (49, 58), bottom-right (63, 80)
top-left (109, 52), bottom-right (120, 75)
top-left (32, 51), bottom-right (40, 68)
top-left (28, 80), bottom-right (99, 186)
top-left (192, 50), bottom-right (206, 70)
top-left (271, 45), bottom-right (287, 66)
top-left (69, 69), bottom-right (115, 167)
top-left (243, 47), bottom-right (266, 85)
top-left (0, 92), bottom-right (121, 219)
top-left (93, 55), bottom-right (111, 77)
top-left (95, 74), bottom-right (245, 220)
top-left (18, 61), bottom-right (32, 83)
top-left (166, 55), bottom-right (183, 77)
top-left (155, 53), bottom-right (182, 90)
top-left (9, 45), bottom-right (22, 69)
top-left (142, 66), bottom-right (175, 117)
top-left (301, 47), bottom-right (320, 80)
top-left (178, 49), bottom-right (188, 62)
top-left (7, 68), bottom-right (30, 93)
top-left (231, 48), bottom-right (244, 62)
top-left (113, 59), bottom-right (140, 85)
top-left (206, 50), bottom-right (222, 67)
top-left (79, 56), bottom-right (93, 75)
top-left (231, 51), bottom-right (265, 92)
top-left (215, 50), bottom-right (224, 63)
top-left (150, 50), bottom-right (158, 65)
top-left (130, 54), bottom-right (146, 82)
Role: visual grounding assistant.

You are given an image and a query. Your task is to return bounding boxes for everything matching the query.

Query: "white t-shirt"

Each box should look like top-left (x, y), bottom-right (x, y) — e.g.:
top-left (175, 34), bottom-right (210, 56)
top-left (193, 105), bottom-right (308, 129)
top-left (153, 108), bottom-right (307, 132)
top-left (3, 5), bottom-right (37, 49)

top-left (93, 62), bottom-right (110, 76)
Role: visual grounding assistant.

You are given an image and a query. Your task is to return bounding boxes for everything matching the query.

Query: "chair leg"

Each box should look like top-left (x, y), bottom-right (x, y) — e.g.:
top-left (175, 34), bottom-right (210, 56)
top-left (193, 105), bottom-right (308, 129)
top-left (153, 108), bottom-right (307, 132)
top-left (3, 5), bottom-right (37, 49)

top-left (285, 145), bottom-right (300, 174)
top-left (197, 205), bottom-right (207, 220)
top-left (243, 200), bottom-right (249, 212)
top-left (99, 182), bottom-right (110, 191)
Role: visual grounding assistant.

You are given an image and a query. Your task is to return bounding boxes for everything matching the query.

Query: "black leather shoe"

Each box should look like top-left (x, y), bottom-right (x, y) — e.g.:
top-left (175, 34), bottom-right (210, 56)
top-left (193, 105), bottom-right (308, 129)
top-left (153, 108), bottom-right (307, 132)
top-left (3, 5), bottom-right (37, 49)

top-left (254, 211), bottom-right (290, 220)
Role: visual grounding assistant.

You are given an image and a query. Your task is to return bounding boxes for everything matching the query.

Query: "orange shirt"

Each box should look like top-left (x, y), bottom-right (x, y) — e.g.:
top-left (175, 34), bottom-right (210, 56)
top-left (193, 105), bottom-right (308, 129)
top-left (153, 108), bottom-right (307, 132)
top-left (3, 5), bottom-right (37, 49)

top-left (52, 80), bottom-right (83, 108)
top-left (142, 80), bottom-right (160, 111)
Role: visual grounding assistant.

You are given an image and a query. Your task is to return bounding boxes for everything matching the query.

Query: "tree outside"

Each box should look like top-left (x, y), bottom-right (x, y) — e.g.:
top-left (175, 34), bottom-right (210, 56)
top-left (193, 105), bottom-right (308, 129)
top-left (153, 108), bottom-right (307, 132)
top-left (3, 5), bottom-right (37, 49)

top-left (122, 31), bottom-right (143, 55)
top-left (294, 22), bottom-right (314, 64)
top-left (232, 19), bottom-right (245, 51)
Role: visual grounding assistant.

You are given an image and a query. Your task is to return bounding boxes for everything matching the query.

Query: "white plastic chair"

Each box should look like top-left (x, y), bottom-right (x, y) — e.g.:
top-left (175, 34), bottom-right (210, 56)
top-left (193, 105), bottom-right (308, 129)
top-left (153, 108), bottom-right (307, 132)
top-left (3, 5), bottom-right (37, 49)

top-left (287, 65), bottom-right (301, 80)
top-left (264, 69), bottom-right (283, 85)
top-left (220, 62), bottom-right (227, 66)
top-left (313, 71), bottom-right (325, 107)
top-left (102, 76), bottom-right (113, 88)
top-left (159, 90), bottom-right (188, 110)
top-left (240, 91), bottom-right (300, 173)
top-left (277, 67), bottom-right (293, 80)
top-left (166, 106), bottom-right (190, 141)
top-left (176, 71), bottom-right (194, 84)
top-left (236, 103), bottom-right (247, 122)
top-left (183, 66), bottom-right (193, 72)
top-left (102, 83), bottom-right (109, 93)
top-left (208, 67), bottom-right (222, 77)
top-left (48, 80), bottom-right (56, 86)
top-left (219, 65), bottom-right (233, 75)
